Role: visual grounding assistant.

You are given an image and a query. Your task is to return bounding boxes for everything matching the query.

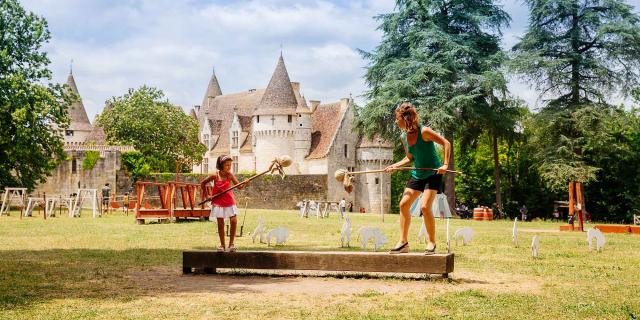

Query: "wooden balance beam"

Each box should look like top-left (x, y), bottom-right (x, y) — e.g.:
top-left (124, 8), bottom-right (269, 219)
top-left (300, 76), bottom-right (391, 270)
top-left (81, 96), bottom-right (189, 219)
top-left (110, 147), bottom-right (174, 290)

top-left (183, 250), bottom-right (454, 278)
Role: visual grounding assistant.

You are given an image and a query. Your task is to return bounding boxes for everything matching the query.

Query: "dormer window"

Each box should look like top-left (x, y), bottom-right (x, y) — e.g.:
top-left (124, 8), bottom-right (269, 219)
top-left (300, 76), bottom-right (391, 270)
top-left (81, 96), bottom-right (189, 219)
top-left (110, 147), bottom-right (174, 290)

top-left (203, 134), bottom-right (209, 148)
top-left (65, 130), bottom-right (74, 137)
top-left (232, 131), bottom-right (238, 148)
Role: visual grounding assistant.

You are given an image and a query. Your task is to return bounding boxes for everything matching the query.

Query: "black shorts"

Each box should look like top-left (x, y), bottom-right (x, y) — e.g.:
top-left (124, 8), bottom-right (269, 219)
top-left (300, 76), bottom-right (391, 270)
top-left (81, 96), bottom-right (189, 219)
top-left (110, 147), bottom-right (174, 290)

top-left (406, 174), bottom-right (443, 192)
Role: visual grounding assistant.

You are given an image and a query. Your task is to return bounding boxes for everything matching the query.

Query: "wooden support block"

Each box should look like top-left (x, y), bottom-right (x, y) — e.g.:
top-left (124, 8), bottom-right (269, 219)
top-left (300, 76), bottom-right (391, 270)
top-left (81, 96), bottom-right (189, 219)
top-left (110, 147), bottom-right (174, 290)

top-left (183, 251), bottom-right (454, 276)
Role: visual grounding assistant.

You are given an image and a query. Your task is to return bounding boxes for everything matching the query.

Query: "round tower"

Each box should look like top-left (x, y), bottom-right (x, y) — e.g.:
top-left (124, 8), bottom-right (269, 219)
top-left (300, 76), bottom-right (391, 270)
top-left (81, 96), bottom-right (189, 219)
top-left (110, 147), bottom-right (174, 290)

top-left (253, 54), bottom-right (297, 174)
top-left (355, 136), bottom-right (394, 215)
top-left (294, 95), bottom-right (313, 173)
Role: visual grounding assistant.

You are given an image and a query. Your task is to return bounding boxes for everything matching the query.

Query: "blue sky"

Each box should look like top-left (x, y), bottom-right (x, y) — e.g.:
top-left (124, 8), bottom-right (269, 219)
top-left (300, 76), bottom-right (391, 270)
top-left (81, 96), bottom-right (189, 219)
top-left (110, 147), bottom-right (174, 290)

top-left (20, 0), bottom-right (640, 120)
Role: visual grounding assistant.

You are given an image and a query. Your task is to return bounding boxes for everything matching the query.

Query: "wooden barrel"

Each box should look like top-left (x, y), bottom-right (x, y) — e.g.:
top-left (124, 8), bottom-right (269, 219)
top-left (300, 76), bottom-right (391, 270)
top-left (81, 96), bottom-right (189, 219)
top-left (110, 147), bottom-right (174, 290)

top-left (484, 208), bottom-right (493, 221)
top-left (473, 208), bottom-right (484, 221)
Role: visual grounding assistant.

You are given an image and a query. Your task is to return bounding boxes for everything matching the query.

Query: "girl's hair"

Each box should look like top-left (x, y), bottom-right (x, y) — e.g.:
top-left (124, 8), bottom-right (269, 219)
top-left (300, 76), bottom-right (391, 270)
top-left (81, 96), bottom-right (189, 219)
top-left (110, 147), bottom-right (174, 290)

top-left (216, 155), bottom-right (232, 170)
top-left (395, 102), bottom-right (420, 132)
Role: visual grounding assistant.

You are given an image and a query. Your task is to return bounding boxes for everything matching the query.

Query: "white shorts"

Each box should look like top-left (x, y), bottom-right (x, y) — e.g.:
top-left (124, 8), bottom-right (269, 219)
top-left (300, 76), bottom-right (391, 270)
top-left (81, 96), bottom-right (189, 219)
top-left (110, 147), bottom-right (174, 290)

top-left (210, 205), bottom-right (238, 220)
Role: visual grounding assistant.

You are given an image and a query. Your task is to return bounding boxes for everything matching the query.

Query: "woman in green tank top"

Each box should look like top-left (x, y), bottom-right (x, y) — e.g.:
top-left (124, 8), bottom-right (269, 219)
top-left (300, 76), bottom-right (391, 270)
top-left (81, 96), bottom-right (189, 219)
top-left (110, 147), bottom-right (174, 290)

top-left (384, 103), bottom-right (451, 255)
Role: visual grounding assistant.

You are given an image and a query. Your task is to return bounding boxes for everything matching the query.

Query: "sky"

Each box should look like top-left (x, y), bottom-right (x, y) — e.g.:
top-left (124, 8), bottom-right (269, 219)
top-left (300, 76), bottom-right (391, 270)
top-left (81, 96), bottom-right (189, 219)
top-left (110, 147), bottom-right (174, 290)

top-left (20, 0), bottom-right (640, 121)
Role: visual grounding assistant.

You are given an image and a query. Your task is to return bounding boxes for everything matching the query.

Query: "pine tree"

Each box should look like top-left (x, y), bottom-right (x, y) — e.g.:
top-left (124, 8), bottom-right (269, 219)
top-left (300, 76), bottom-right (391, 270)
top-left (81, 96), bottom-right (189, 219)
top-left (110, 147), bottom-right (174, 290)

top-left (511, 0), bottom-right (640, 191)
top-left (358, 0), bottom-right (510, 209)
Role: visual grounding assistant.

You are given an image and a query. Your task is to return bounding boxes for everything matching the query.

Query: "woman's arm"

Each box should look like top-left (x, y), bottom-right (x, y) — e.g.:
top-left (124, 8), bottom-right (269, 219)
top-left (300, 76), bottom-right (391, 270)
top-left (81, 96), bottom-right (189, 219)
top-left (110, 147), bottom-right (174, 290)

top-left (200, 171), bottom-right (218, 189)
top-left (423, 127), bottom-right (451, 174)
top-left (384, 137), bottom-right (413, 173)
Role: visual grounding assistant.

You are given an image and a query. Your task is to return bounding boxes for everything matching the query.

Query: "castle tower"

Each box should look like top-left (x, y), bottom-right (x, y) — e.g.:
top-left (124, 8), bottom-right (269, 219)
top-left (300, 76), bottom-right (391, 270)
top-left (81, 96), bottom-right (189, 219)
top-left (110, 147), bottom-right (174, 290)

top-left (355, 135), bottom-right (394, 215)
top-left (294, 94), bottom-right (313, 173)
top-left (201, 67), bottom-right (222, 111)
top-left (64, 70), bottom-right (93, 143)
top-left (253, 54), bottom-right (297, 174)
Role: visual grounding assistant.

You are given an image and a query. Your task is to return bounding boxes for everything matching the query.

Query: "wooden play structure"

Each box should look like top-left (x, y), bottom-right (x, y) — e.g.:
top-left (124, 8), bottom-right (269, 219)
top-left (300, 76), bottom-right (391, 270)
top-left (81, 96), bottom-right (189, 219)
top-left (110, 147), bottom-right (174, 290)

top-left (134, 181), bottom-right (212, 224)
top-left (0, 187), bottom-right (27, 216)
top-left (183, 250), bottom-right (455, 278)
top-left (560, 181), bottom-right (586, 232)
top-left (472, 207), bottom-right (494, 221)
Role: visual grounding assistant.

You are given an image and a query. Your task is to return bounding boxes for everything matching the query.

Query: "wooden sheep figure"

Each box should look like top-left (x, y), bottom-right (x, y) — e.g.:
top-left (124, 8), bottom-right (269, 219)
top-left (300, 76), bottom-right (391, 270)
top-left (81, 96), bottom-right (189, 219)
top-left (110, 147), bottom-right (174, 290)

top-left (586, 227), bottom-right (605, 252)
top-left (250, 217), bottom-right (266, 243)
top-left (531, 235), bottom-right (540, 258)
top-left (357, 227), bottom-right (387, 251)
top-left (340, 215), bottom-right (352, 247)
top-left (417, 220), bottom-right (427, 244)
top-left (453, 227), bottom-right (474, 246)
top-left (266, 226), bottom-right (289, 246)
top-left (512, 217), bottom-right (519, 247)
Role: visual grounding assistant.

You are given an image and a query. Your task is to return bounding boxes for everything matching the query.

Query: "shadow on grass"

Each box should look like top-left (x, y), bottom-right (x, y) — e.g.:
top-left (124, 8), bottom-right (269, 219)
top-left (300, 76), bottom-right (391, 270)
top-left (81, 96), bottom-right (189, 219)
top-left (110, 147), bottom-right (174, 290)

top-left (0, 248), bottom-right (302, 311)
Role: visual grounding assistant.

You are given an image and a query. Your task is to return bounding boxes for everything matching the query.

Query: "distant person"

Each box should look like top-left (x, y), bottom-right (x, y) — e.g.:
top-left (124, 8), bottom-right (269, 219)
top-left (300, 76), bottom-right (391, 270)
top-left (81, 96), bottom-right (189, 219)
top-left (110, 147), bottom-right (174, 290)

top-left (553, 209), bottom-right (560, 222)
top-left (101, 183), bottom-right (111, 214)
top-left (348, 201), bottom-right (353, 213)
top-left (339, 198), bottom-right (346, 218)
top-left (520, 205), bottom-right (528, 222)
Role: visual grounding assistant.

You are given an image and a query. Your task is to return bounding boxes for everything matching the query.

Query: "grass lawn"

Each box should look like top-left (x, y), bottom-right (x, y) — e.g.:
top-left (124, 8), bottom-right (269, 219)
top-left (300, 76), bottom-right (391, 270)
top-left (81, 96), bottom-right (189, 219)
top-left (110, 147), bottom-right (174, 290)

top-left (0, 209), bottom-right (639, 319)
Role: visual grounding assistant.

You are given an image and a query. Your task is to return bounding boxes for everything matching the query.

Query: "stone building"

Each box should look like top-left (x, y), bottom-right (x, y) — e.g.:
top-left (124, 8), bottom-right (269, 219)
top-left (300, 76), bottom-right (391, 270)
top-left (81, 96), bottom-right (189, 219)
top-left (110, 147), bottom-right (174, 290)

top-left (191, 54), bottom-right (394, 214)
top-left (35, 71), bottom-right (134, 196)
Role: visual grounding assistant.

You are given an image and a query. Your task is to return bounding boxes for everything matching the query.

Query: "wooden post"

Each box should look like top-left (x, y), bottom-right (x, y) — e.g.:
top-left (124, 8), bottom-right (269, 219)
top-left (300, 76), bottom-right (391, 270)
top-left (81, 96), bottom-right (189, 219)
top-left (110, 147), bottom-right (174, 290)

top-left (576, 182), bottom-right (584, 232)
top-left (568, 181), bottom-right (575, 225)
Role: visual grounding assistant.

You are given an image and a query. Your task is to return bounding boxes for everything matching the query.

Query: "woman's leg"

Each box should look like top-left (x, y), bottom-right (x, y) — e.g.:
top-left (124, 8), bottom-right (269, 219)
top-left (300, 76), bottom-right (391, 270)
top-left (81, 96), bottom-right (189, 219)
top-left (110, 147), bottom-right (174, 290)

top-left (420, 190), bottom-right (438, 247)
top-left (216, 217), bottom-right (226, 248)
top-left (398, 188), bottom-right (422, 244)
top-left (229, 215), bottom-right (238, 245)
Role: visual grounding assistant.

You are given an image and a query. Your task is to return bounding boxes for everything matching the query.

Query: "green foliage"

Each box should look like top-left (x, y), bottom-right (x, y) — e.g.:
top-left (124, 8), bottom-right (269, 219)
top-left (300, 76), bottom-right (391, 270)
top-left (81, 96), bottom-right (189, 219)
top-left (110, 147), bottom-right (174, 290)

top-left (121, 151), bottom-right (151, 182)
top-left (357, 0), bottom-right (511, 139)
top-left (81, 151), bottom-right (100, 171)
top-left (97, 86), bottom-right (206, 173)
top-left (0, 0), bottom-right (73, 190)
top-left (510, 0), bottom-right (640, 193)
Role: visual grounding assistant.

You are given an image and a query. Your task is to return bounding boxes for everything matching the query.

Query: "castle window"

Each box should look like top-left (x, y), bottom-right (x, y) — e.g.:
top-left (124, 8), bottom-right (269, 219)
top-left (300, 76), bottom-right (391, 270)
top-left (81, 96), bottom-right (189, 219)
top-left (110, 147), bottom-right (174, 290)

top-left (298, 114), bottom-right (301, 117)
top-left (203, 158), bottom-right (209, 173)
top-left (288, 115), bottom-right (292, 123)
top-left (232, 156), bottom-right (238, 173)
top-left (344, 144), bottom-right (348, 158)
top-left (257, 115), bottom-right (260, 123)
top-left (299, 124), bottom-right (302, 127)
top-left (375, 177), bottom-right (379, 185)
top-left (232, 131), bottom-right (238, 148)
top-left (271, 116), bottom-right (275, 125)
top-left (71, 157), bottom-right (77, 174)
top-left (65, 130), bottom-right (74, 137)
top-left (203, 134), bottom-right (209, 149)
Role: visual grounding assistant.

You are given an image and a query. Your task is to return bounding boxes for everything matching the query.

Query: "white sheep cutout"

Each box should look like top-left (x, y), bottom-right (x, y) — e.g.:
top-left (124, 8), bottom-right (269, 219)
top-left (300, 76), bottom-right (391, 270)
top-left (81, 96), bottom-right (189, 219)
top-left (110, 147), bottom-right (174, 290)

top-left (357, 227), bottom-right (387, 251)
top-left (417, 220), bottom-right (427, 244)
top-left (531, 235), bottom-right (540, 258)
top-left (586, 227), bottom-right (605, 252)
top-left (453, 227), bottom-right (474, 246)
top-left (250, 217), bottom-right (266, 243)
top-left (340, 215), bottom-right (352, 247)
top-left (266, 226), bottom-right (289, 246)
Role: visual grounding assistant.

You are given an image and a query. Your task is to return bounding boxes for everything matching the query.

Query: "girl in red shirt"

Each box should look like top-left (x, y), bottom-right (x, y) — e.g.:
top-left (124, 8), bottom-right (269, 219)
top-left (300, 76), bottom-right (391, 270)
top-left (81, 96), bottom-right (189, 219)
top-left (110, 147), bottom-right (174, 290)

top-left (200, 155), bottom-right (246, 252)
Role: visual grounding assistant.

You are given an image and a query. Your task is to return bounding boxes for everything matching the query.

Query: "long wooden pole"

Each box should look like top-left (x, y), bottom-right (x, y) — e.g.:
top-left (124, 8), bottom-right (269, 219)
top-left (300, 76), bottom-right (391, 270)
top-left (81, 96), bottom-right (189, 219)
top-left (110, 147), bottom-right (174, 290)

top-left (198, 169), bottom-right (270, 206)
top-left (345, 167), bottom-right (462, 175)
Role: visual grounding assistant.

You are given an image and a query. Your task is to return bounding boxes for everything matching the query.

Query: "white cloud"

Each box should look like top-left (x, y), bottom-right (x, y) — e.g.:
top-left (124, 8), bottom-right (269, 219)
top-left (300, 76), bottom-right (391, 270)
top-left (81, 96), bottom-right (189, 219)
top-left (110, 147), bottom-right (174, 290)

top-left (20, 0), bottom-right (639, 120)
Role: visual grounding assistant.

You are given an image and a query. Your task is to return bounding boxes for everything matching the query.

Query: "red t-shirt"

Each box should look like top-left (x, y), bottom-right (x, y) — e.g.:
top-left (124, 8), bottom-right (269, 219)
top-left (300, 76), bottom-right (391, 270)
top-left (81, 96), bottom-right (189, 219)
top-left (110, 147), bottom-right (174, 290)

top-left (210, 177), bottom-right (235, 207)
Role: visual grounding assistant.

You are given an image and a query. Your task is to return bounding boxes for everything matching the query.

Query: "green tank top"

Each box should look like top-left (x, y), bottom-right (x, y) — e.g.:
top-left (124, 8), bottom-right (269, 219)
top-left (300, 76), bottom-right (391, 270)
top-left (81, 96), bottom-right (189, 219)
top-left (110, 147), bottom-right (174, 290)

top-left (402, 127), bottom-right (442, 180)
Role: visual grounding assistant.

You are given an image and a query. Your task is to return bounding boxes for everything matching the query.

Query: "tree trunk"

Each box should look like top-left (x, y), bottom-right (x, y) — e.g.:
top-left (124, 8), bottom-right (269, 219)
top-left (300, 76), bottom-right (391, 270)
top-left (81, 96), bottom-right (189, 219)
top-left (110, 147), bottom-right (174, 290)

top-left (444, 130), bottom-right (456, 211)
top-left (492, 132), bottom-right (503, 217)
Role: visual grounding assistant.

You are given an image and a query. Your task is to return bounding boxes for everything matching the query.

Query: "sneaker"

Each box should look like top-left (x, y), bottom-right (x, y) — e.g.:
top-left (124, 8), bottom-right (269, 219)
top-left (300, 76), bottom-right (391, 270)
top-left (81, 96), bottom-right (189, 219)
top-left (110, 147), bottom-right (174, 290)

top-left (228, 244), bottom-right (237, 252)
top-left (216, 245), bottom-right (225, 252)
top-left (424, 243), bottom-right (437, 255)
top-left (389, 242), bottom-right (409, 254)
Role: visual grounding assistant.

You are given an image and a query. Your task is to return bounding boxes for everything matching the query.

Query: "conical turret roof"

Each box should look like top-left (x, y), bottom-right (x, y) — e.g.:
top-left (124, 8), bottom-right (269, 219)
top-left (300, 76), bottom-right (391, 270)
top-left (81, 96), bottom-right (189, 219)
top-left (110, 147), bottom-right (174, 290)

top-left (201, 69), bottom-right (222, 109)
top-left (66, 72), bottom-right (93, 131)
top-left (254, 54), bottom-right (297, 116)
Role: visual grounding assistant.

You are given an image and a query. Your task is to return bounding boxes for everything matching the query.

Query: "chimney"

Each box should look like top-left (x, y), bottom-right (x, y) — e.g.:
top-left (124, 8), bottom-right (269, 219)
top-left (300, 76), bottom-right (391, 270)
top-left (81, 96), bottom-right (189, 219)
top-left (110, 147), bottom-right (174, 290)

top-left (290, 82), bottom-right (300, 93)
top-left (309, 100), bottom-right (321, 112)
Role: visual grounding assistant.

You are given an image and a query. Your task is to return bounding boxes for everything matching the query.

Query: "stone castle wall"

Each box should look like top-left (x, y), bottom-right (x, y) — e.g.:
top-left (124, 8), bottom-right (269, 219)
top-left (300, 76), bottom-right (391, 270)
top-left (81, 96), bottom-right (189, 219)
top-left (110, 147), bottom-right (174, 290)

top-left (143, 173), bottom-right (327, 210)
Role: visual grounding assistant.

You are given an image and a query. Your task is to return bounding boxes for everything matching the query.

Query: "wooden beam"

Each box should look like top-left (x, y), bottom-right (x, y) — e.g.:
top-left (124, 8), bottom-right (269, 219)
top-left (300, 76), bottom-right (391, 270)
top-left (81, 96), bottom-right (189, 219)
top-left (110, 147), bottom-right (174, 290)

top-left (183, 251), bottom-right (454, 277)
